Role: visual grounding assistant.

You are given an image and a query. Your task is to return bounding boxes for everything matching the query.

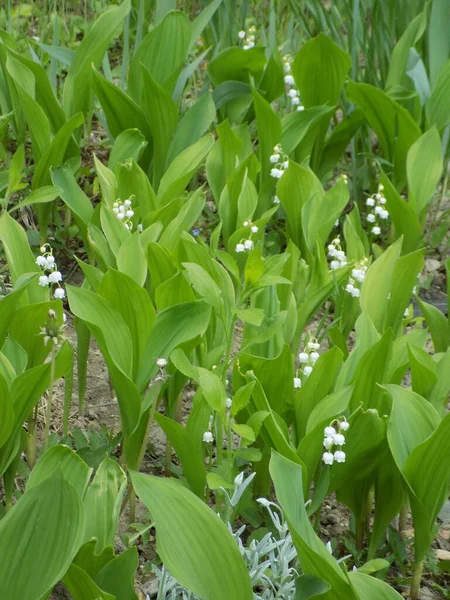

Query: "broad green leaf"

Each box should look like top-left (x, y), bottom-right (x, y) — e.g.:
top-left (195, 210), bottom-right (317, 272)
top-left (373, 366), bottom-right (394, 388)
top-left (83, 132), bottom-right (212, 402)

top-left (92, 66), bottom-right (150, 140)
top-left (292, 34), bottom-right (351, 108)
top-left (116, 232), bottom-right (148, 287)
top-left (159, 189), bottom-right (205, 251)
top-left (167, 93), bottom-right (216, 164)
top-left (63, 563), bottom-right (115, 600)
top-left (0, 470), bottom-right (84, 600)
top-left (83, 456), bottom-right (127, 552)
top-left (33, 113), bottom-right (83, 191)
top-left (136, 301), bottom-right (211, 392)
top-left (141, 66), bottom-right (178, 187)
top-left (0, 213), bottom-right (46, 303)
top-left (131, 472), bottom-right (253, 600)
top-left (386, 385), bottom-right (440, 472)
top-left (157, 135), bottom-right (214, 206)
top-left (428, 0), bottom-right (450, 86)
top-left (183, 262), bottom-right (223, 310)
top-left (51, 165), bottom-right (93, 232)
top-left (408, 344), bottom-right (438, 397)
top-left (347, 81), bottom-right (421, 187)
top-left (66, 285), bottom-right (133, 377)
top-left (360, 238), bottom-right (402, 333)
top-left (386, 10), bottom-right (427, 90)
top-left (154, 412), bottom-right (206, 497)
top-left (5, 53), bottom-right (51, 161)
top-left (0, 372), bottom-right (13, 447)
top-left (63, 0), bottom-right (131, 118)
top-left (406, 127), bottom-right (442, 220)
top-left (128, 10), bottom-right (191, 101)
top-left (94, 548), bottom-right (138, 600)
top-left (269, 451), bottom-right (357, 600)
top-left (208, 47), bottom-right (266, 86)
top-left (27, 444), bottom-right (92, 497)
top-left (379, 171), bottom-right (421, 254)
top-left (8, 186), bottom-right (61, 212)
top-left (426, 60), bottom-right (450, 131)
top-left (252, 86), bottom-right (282, 187)
top-left (295, 574), bottom-right (331, 599)
top-left (108, 128), bottom-right (147, 171)
top-left (349, 571), bottom-right (403, 599)
top-left (416, 296), bottom-right (449, 353)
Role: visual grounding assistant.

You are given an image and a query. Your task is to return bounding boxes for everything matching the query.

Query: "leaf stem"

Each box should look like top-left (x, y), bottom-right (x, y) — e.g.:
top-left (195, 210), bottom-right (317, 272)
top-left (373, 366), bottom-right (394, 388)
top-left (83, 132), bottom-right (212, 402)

top-left (410, 560), bottom-right (423, 600)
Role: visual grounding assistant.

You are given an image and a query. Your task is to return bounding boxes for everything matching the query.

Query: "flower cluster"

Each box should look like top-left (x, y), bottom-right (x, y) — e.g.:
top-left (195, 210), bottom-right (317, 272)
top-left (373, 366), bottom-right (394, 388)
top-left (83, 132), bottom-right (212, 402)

top-left (283, 55), bottom-right (304, 112)
top-left (238, 26), bottom-right (256, 50)
top-left (295, 340), bottom-right (320, 387)
top-left (36, 245), bottom-right (65, 299)
top-left (235, 220), bottom-right (258, 253)
top-left (270, 144), bottom-right (289, 179)
top-left (112, 197), bottom-right (134, 230)
top-left (345, 258), bottom-right (368, 298)
top-left (327, 236), bottom-right (348, 270)
top-left (322, 420), bottom-right (349, 465)
top-left (366, 184), bottom-right (388, 236)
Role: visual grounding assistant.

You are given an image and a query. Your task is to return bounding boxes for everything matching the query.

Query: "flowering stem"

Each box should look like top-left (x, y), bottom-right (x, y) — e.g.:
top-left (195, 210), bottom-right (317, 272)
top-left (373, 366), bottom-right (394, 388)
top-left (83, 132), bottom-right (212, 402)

top-left (44, 344), bottom-right (57, 452)
top-left (410, 560), bottom-right (423, 600)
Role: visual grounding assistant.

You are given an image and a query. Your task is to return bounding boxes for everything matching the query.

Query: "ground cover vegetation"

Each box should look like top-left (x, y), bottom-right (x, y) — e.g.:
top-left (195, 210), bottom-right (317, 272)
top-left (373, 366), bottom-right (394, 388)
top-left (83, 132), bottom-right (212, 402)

top-left (0, 1), bottom-right (449, 599)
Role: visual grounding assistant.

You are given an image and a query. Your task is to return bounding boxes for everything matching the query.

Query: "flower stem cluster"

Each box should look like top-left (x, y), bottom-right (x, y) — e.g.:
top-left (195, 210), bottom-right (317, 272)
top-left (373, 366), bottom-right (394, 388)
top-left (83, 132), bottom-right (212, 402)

top-left (327, 236), bottom-right (347, 270)
top-left (238, 25), bottom-right (256, 50)
top-left (345, 258), bottom-right (368, 298)
top-left (322, 419), bottom-right (349, 465)
top-left (366, 184), bottom-right (388, 236)
top-left (295, 340), bottom-right (320, 386)
top-left (270, 144), bottom-right (289, 179)
top-left (283, 58), bottom-right (304, 113)
top-left (39, 308), bottom-right (65, 347)
top-left (235, 220), bottom-right (258, 253)
top-left (36, 245), bottom-right (65, 299)
top-left (112, 197), bottom-right (134, 230)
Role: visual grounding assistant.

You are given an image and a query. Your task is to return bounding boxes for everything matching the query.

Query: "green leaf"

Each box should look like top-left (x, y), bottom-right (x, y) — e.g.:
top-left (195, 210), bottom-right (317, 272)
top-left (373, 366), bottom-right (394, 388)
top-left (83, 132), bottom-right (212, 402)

top-left (136, 301), bottom-right (211, 392)
top-left (348, 571), bottom-right (403, 599)
top-left (292, 34), bottom-right (351, 108)
top-left (416, 296), bottom-right (449, 353)
top-left (428, 0), bottom-right (450, 87)
top-left (27, 444), bottom-right (92, 497)
top-left (406, 127), bottom-right (442, 220)
top-left (269, 451), bottom-right (357, 600)
top-left (140, 66), bottom-right (178, 187)
top-left (128, 11), bottom-right (191, 101)
top-left (116, 232), bottom-right (148, 287)
top-left (83, 456), bottom-right (127, 552)
top-left (92, 66), bottom-right (150, 140)
top-left (8, 185), bottom-right (61, 212)
top-left (63, 0), bottom-right (131, 118)
top-left (0, 469), bottom-right (84, 600)
top-left (67, 285), bottom-right (133, 377)
top-left (295, 574), bottom-right (331, 599)
top-left (385, 10), bottom-right (427, 90)
top-left (158, 135), bottom-right (214, 206)
top-left (167, 93), bottom-right (216, 165)
top-left (108, 128), bottom-right (147, 172)
top-left (0, 213), bottom-right (46, 303)
top-left (426, 60), bottom-right (450, 131)
top-left (347, 81), bottom-right (421, 187)
top-left (154, 412), bottom-right (206, 497)
top-left (252, 86), bottom-right (282, 187)
top-left (208, 47), bottom-right (266, 86)
top-left (408, 344), bottom-right (438, 397)
top-left (51, 165), bottom-right (94, 226)
top-left (379, 171), bottom-right (422, 254)
top-left (94, 547), bottom-right (138, 600)
top-left (63, 563), bottom-right (115, 600)
top-left (131, 472), bottom-right (253, 600)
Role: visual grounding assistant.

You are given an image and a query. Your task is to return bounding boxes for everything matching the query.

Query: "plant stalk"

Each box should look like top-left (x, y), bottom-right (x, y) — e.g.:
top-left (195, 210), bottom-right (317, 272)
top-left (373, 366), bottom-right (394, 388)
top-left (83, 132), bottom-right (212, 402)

top-left (44, 344), bottom-right (57, 451)
top-left (410, 560), bottom-right (423, 600)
